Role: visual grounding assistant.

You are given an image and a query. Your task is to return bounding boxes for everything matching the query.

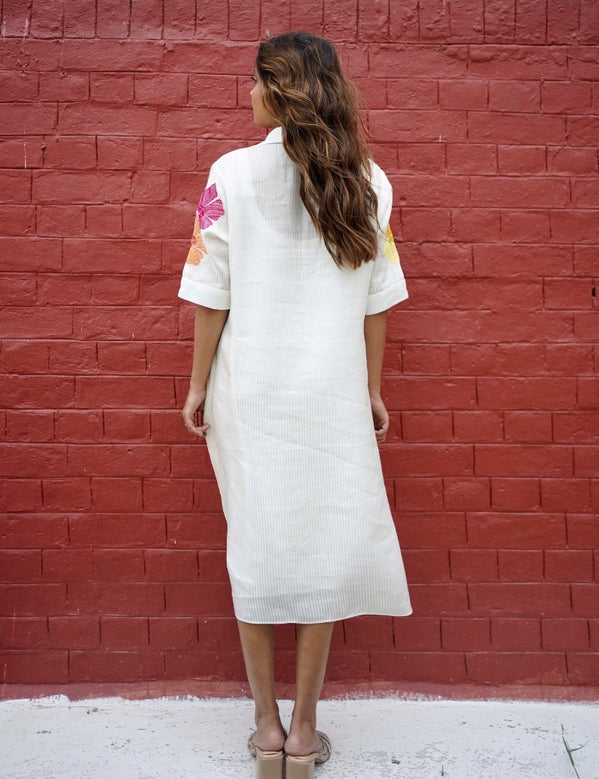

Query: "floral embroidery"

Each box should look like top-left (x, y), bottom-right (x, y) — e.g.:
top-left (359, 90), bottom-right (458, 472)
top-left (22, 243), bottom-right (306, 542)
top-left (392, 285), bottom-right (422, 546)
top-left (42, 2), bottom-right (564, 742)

top-left (197, 183), bottom-right (225, 229)
top-left (383, 224), bottom-right (400, 264)
top-left (185, 214), bottom-right (207, 265)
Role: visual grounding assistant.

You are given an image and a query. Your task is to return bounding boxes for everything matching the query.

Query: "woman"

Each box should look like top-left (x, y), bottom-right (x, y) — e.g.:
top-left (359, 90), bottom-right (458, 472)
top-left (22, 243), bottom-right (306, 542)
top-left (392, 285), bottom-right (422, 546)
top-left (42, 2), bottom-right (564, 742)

top-left (180, 32), bottom-right (411, 779)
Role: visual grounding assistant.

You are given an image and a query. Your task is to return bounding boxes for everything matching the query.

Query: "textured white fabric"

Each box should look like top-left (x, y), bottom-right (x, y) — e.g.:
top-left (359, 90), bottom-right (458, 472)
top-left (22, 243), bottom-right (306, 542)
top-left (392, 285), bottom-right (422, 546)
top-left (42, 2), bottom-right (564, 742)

top-left (179, 127), bottom-right (412, 623)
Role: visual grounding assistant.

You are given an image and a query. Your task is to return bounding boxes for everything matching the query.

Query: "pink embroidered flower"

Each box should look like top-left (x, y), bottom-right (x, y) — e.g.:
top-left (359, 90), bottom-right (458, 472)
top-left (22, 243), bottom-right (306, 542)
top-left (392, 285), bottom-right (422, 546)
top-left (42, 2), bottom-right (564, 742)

top-left (197, 183), bottom-right (225, 229)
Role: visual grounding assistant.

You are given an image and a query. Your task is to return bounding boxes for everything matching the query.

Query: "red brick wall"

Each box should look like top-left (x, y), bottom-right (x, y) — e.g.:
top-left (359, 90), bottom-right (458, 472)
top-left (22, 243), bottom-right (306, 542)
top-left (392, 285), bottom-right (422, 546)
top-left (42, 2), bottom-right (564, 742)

top-left (1, 0), bottom-right (598, 688)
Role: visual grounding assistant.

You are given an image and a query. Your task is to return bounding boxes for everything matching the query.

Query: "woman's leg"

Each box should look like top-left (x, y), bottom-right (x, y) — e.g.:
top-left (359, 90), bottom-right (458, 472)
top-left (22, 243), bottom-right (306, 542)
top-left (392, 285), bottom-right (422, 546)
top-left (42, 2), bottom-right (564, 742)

top-left (285, 622), bottom-right (335, 756)
top-left (237, 620), bottom-right (286, 751)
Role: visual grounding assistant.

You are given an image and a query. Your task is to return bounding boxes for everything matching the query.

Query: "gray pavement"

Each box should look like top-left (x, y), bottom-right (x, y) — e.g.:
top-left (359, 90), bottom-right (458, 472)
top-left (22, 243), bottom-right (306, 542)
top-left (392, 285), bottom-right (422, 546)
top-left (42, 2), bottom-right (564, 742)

top-left (1, 695), bottom-right (598, 778)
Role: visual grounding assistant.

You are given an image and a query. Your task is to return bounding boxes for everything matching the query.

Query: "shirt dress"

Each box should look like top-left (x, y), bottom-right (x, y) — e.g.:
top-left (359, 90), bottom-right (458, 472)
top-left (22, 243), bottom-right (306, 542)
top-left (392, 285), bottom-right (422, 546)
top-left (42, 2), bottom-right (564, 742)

top-left (179, 127), bottom-right (412, 624)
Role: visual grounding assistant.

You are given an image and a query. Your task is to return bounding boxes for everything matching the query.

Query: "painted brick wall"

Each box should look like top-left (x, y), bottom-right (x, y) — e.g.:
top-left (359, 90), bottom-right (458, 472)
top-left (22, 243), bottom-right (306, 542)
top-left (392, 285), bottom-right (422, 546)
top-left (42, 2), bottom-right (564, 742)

top-left (1, 0), bottom-right (598, 688)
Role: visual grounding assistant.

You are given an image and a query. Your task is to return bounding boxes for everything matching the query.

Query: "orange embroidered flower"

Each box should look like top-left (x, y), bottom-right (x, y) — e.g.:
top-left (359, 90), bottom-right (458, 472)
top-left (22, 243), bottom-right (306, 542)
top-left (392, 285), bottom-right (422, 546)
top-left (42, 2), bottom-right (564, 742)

top-left (383, 224), bottom-right (400, 264)
top-left (185, 214), bottom-right (207, 265)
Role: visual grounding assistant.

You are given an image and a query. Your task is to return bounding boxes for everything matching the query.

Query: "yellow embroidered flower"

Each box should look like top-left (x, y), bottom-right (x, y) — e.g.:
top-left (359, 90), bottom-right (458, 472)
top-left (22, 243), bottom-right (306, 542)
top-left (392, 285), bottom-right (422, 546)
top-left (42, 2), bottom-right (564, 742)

top-left (185, 214), bottom-right (207, 265)
top-left (383, 224), bottom-right (400, 264)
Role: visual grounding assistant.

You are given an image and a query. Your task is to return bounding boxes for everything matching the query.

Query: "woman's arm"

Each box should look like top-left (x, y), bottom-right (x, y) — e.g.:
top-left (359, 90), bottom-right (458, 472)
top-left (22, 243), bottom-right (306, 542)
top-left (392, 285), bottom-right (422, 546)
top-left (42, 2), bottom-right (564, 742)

top-left (364, 310), bottom-right (390, 443)
top-left (181, 305), bottom-right (228, 437)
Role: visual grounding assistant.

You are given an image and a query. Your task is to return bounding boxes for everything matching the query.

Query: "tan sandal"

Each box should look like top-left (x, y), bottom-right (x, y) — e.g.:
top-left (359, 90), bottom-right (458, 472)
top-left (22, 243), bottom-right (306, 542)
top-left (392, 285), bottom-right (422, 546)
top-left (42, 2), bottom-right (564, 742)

top-left (248, 732), bottom-right (284, 779)
top-left (285, 731), bottom-right (331, 779)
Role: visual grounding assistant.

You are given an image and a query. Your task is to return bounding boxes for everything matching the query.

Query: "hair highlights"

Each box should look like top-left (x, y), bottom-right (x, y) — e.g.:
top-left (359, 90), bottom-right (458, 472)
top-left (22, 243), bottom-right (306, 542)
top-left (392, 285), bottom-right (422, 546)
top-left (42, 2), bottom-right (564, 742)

top-left (256, 32), bottom-right (379, 269)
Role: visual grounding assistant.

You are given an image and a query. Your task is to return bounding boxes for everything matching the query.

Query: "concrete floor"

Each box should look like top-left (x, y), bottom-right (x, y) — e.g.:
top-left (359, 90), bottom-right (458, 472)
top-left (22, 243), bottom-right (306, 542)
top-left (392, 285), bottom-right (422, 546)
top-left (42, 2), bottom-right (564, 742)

top-left (1, 694), bottom-right (598, 778)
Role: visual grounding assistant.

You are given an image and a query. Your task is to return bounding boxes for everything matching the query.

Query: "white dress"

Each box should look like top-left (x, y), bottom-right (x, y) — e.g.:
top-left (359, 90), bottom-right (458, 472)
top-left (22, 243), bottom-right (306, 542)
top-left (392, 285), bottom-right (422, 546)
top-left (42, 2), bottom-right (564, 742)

top-left (179, 127), bottom-right (412, 624)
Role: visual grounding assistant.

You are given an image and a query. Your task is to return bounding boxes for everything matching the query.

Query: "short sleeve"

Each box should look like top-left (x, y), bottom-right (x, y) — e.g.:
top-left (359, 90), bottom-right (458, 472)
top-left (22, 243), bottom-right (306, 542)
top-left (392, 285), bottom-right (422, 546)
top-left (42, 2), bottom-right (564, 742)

top-left (178, 163), bottom-right (230, 310)
top-left (366, 169), bottom-right (408, 315)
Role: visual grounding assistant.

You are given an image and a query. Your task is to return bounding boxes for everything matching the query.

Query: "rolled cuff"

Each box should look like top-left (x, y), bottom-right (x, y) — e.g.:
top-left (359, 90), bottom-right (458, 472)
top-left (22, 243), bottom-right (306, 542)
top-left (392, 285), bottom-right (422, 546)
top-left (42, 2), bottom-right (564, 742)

top-left (366, 280), bottom-right (408, 315)
top-left (178, 278), bottom-right (230, 310)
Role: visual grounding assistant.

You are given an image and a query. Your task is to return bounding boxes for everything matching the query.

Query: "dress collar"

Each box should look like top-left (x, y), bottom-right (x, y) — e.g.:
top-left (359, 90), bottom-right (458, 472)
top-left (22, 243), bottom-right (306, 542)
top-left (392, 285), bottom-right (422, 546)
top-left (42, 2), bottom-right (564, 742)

top-left (263, 126), bottom-right (283, 144)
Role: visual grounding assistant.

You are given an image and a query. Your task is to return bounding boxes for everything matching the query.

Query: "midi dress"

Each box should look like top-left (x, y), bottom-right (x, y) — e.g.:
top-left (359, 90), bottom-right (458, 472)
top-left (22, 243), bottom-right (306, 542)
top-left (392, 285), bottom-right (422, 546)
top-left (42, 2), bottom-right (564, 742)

top-left (178, 127), bottom-right (412, 624)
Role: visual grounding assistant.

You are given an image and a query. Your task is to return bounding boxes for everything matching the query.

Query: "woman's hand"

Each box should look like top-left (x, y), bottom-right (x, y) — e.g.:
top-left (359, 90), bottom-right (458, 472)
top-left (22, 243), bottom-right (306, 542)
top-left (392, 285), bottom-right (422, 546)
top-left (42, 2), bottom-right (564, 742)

top-left (182, 385), bottom-right (210, 438)
top-left (370, 393), bottom-right (389, 443)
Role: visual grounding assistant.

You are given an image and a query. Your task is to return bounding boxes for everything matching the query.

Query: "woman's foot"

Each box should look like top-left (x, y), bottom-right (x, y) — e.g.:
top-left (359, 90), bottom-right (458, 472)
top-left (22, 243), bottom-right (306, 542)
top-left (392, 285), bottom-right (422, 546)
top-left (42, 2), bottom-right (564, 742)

top-left (249, 712), bottom-right (286, 754)
top-left (285, 727), bottom-right (331, 761)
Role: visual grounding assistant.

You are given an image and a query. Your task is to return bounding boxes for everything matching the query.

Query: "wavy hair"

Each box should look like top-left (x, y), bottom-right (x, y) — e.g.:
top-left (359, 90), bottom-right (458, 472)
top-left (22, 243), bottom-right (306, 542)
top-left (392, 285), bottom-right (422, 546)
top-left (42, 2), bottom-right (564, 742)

top-left (256, 32), bottom-right (378, 269)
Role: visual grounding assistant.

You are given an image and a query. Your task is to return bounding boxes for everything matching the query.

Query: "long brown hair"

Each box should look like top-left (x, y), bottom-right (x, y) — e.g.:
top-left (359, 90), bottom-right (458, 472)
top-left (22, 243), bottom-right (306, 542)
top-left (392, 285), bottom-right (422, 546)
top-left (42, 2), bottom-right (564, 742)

top-left (256, 32), bottom-right (378, 269)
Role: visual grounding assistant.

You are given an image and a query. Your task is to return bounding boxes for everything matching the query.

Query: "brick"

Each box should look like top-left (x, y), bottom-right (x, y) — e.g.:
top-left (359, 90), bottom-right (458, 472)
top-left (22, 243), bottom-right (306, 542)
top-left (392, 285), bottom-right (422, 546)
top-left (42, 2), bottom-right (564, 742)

top-left (504, 412), bottom-right (552, 443)
top-left (39, 72), bottom-right (89, 101)
top-left (143, 479), bottom-right (194, 512)
top-left (466, 652), bottom-right (567, 685)
top-left (447, 143), bottom-right (496, 174)
top-left (392, 617), bottom-right (440, 650)
top-left (74, 306), bottom-right (176, 340)
top-left (197, 550), bottom-right (227, 582)
top-left (573, 180), bottom-right (599, 208)
top-left (1, 342), bottom-right (49, 374)
top-left (483, 0), bottom-right (515, 42)
top-left (547, 0), bottom-right (579, 43)
top-left (469, 583), bottom-right (571, 617)
top-left (545, 551), bottom-right (593, 583)
top-left (408, 583), bottom-right (469, 615)
top-left (149, 412), bottom-right (189, 445)
top-left (70, 650), bottom-right (163, 682)
top-left (97, 137), bottom-right (143, 169)
top-left (489, 80), bottom-right (540, 112)
top-left (385, 377), bottom-right (476, 410)
top-left (0, 584), bottom-right (67, 615)
top-left (469, 112), bottom-right (565, 144)
top-left (498, 550), bottom-right (544, 582)
top-left (443, 478), bottom-right (491, 511)
top-left (86, 205), bottom-right (123, 237)
top-left (5, 411), bottom-right (54, 443)
top-left (164, 582), bottom-right (233, 616)
top-left (0, 480), bottom-right (43, 511)
top-left (442, 618), bottom-right (491, 651)
top-left (0, 551), bottom-right (42, 582)
top-left (477, 443), bottom-right (574, 478)
top-left (101, 617), bottom-right (149, 649)
top-left (0, 71), bottom-right (38, 101)
top-left (0, 171), bottom-right (32, 204)
top-left (140, 275), bottom-right (181, 306)
top-left (48, 616), bottom-right (100, 648)
top-left (402, 344), bottom-right (450, 375)
top-left (69, 513), bottom-right (165, 548)
top-left (150, 617), bottom-right (198, 650)
top-left (554, 412), bottom-right (599, 444)
top-left (453, 411), bottom-right (503, 443)
top-left (491, 618), bottom-right (541, 650)
top-left (0, 274), bottom-right (36, 305)
top-left (470, 45), bottom-right (567, 79)
top-left (92, 276), bottom-right (140, 305)
top-left (170, 444), bottom-right (213, 478)
top-left (567, 654), bottom-right (599, 685)
top-left (546, 345), bottom-right (595, 376)
top-left (34, 171), bottom-right (131, 204)
top-left (193, 480), bottom-right (222, 513)
top-left (55, 411), bottom-right (103, 442)
top-left (571, 585), bottom-right (599, 617)
top-left (130, 0), bottom-right (163, 38)
top-left (387, 79), bottom-right (438, 109)
top-left (451, 208), bottom-right (501, 242)
top-left (90, 73), bottom-right (134, 103)
top-left (472, 176), bottom-right (569, 207)
top-left (542, 82), bottom-right (592, 114)
top-left (575, 313), bottom-right (599, 343)
top-left (574, 447), bottom-right (599, 477)
top-left (0, 616), bottom-right (47, 648)
top-left (450, 550), bottom-right (497, 582)
top-left (501, 210), bottom-right (550, 242)
top-left (0, 138), bottom-right (44, 169)
top-left (75, 377), bottom-right (174, 410)
top-left (567, 515), bottom-right (599, 549)
top-left (42, 550), bottom-right (94, 582)
top-left (91, 478), bottom-right (143, 511)
top-left (491, 478), bottom-right (541, 511)
top-left (396, 143), bottom-right (445, 173)
top-left (59, 103), bottom-right (156, 135)
top-left (94, 550), bottom-right (145, 581)
top-left (477, 377), bottom-right (576, 414)
top-left (567, 117), bottom-right (599, 146)
top-left (401, 208), bottom-right (452, 241)
top-left (43, 478), bottom-right (92, 511)
top-left (403, 549), bottom-right (450, 583)
top-left (370, 109), bottom-right (466, 142)
top-left (343, 615), bottom-right (394, 649)
top-left (37, 205), bottom-right (86, 237)
top-left (580, 0), bottom-right (599, 43)
top-left (381, 444), bottom-right (473, 477)
top-left (0, 445), bottom-right (68, 478)
top-left (43, 137), bottom-right (96, 169)
top-left (548, 147), bottom-right (598, 175)
top-left (474, 244), bottom-right (573, 277)
top-left (188, 74), bottom-right (238, 109)
top-left (497, 145), bottom-right (546, 175)
top-left (572, 375), bottom-right (599, 417)
top-left (67, 444), bottom-right (170, 477)
top-left (1, 105), bottom-right (57, 135)
top-left (122, 204), bottom-right (191, 238)
top-left (514, 0), bottom-right (546, 44)
top-left (67, 582), bottom-right (165, 616)
top-left (103, 411), bottom-right (150, 442)
top-left (418, 0), bottom-right (449, 39)
top-left (0, 650), bottom-right (68, 684)
top-left (370, 651), bottom-right (467, 683)
top-left (0, 515), bottom-right (68, 549)
top-left (394, 478), bottom-right (444, 511)
top-left (401, 411), bottom-right (452, 442)
top-left (145, 550), bottom-right (198, 582)
top-left (49, 341), bottom-right (98, 374)
top-left (467, 513), bottom-right (566, 548)
top-left (165, 649), bottom-right (246, 680)
top-left (541, 479), bottom-right (592, 512)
